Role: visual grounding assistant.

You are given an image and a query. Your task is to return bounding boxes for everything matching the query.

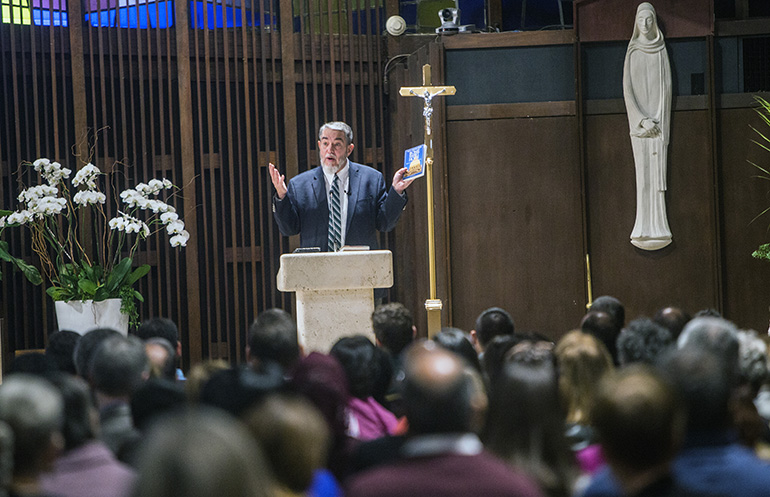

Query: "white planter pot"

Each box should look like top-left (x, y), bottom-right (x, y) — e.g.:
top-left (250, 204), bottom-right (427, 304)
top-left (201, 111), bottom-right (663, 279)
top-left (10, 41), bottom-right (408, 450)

top-left (54, 298), bottom-right (129, 336)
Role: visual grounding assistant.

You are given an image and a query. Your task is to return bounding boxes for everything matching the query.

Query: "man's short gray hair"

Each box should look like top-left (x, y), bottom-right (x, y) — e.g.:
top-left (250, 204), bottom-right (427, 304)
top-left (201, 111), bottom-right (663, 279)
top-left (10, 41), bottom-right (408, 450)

top-left (319, 122), bottom-right (353, 146)
top-left (0, 374), bottom-right (63, 475)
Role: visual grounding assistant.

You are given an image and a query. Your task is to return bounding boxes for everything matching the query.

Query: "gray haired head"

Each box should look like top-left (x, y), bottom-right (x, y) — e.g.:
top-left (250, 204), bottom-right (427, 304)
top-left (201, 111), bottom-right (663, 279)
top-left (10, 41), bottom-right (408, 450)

top-left (319, 122), bottom-right (353, 146)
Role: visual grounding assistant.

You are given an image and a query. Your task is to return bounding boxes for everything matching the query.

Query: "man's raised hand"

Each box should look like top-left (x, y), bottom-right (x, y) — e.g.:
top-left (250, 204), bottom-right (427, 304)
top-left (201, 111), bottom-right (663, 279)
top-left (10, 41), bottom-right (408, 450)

top-left (269, 163), bottom-right (288, 199)
top-left (392, 167), bottom-right (415, 195)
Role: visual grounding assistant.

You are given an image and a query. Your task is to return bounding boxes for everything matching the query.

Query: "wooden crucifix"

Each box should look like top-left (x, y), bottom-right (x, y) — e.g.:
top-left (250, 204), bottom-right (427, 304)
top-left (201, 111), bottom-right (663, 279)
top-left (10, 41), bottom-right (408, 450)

top-left (399, 64), bottom-right (456, 338)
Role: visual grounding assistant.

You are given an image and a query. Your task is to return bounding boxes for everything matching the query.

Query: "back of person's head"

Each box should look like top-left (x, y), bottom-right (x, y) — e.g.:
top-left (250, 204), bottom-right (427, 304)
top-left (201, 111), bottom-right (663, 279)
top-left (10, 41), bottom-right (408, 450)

top-left (402, 341), bottom-right (473, 434)
top-left (7, 352), bottom-right (58, 377)
top-left (145, 337), bottom-right (177, 381)
top-left (0, 374), bottom-right (64, 478)
top-left (329, 335), bottom-right (384, 400)
top-left (653, 307), bottom-right (690, 342)
top-left (46, 374), bottom-right (97, 451)
top-left (473, 307), bottom-right (515, 349)
top-left (484, 352), bottom-right (575, 497)
top-left (591, 365), bottom-right (685, 472)
top-left (290, 353), bottom-right (349, 439)
top-left (693, 308), bottom-right (722, 319)
top-left (580, 310), bottom-right (621, 365)
top-left (184, 360), bottom-right (230, 404)
top-left (589, 296), bottom-right (625, 331)
top-left (243, 393), bottom-right (330, 494)
top-left (90, 335), bottom-right (149, 397)
top-left (131, 379), bottom-right (187, 432)
top-left (657, 346), bottom-right (733, 432)
top-left (617, 317), bottom-right (673, 366)
top-left (481, 335), bottom-right (523, 387)
top-left (433, 327), bottom-right (482, 373)
top-left (73, 328), bottom-right (122, 380)
top-left (45, 330), bottom-right (81, 375)
top-left (677, 316), bottom-right (739, 375)
top-left (130, 409), bottom-right (273, 497)
top-left (199, 364), bottom-right (285, 417)
top-left (554, 330), bottom-right (614, 425)
top-left (135, 318), bottom-right (179, 349)
top-left (735, 329), bottom-right (769, 392)
top-left (371, 302), bottom-right (414, 356)
top-left (247, 309), bottom-right (299, 371)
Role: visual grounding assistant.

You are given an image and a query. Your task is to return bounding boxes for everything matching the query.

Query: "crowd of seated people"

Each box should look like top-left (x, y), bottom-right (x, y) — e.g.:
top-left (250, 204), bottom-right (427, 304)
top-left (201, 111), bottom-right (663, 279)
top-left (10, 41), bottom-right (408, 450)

top-left (1, 295), bottom-right (769, 497)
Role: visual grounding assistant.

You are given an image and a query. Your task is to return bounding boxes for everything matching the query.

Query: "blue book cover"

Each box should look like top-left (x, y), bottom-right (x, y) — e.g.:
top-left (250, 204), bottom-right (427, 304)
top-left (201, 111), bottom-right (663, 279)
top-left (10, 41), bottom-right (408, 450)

top-left (403, 144), bottom-right (427, 180)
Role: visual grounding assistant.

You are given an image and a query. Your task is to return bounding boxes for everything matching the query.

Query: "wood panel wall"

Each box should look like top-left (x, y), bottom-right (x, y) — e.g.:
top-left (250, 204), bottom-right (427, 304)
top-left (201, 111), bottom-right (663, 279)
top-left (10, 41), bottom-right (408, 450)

top-left (0, 0), bottom-right (389, 368)
top-left (390, 27), bottom-right (770, 338)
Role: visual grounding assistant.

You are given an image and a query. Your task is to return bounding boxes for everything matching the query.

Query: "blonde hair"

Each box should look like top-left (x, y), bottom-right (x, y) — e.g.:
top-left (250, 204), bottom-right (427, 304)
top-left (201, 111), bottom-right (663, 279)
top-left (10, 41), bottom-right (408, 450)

top-left (554, 330), bottom-right (614, 425)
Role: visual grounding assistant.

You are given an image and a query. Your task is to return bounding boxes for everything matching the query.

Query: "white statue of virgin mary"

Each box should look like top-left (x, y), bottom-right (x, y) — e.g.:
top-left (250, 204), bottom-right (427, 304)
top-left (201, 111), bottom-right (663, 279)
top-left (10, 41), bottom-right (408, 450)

top-left (623, 2), bottom-right (672, 250)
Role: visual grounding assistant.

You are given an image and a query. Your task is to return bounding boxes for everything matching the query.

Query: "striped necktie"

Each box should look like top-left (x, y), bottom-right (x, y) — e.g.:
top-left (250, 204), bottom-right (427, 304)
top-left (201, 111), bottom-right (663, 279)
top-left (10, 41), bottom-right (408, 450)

top-left (328, 174), bottom-right (342, 251)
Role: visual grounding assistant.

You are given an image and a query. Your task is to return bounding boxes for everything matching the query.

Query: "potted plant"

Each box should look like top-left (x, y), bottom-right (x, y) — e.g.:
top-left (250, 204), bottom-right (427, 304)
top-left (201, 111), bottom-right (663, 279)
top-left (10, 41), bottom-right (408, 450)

top-left (750, 95), bottom-right (770, 263)
top-left (0, 152), bottom-right (188, 333)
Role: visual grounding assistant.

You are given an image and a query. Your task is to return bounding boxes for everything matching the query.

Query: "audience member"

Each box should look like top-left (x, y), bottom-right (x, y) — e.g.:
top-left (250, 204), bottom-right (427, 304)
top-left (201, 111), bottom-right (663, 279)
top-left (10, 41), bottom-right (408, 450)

top-left (45, 330), bottom-right (81, 375)
top-left (135, 318), bottom-right (183, 380)
top-left (433, 328), bottom-right (482, 373)
top-left (676, 316), bottom-right (740, 376)
top-left (198, 363), bottom-right (284, 417)
top-left (90, 335), bottom-right (149, 464)
top-left (129, 409), bottom-right (274, 497)
top-left (0, 374), bottom-right (64, 497)
top-left (588, 296), bottom-right (625, 364)
top-left (345, 341), bottom-right (545, 497)
top-left (6, 353), bottom-right (58, 377)
top-left (243, 393), bottom-right (338, 497)
top-left (371, 303), bottom-right (415, 358)
top-left (589, 296), bottom-right (625, 331)
top-left (470, 307), bottom-right (515, 355)
top-left (616, 317), bottom-right (673, 366)
top-left (583, 344), bottom-right (770, 497)
top-left (290, 353), bottom-right (352, 480)
top-left (39, 374), bottom-right (136, 497)
top-left (481, 335), bottom-right (521, 387)
top-left (554, 330), bottom-right (614, 474)
top-left (144, 337), bottom-right (177, 381)
top-left (589, 365), bottom-right (707, 497)
top-left (246, 308), bottom-right (300, 373)
top-left (72, 328), bottom-right (122, 380)
top-left (580, 311), bottom-right (621, 366)
top-left (330, 336), bottom-right (398, 441)
top-left (731, 330), bottom-right (769, 448)
top-left (653, 306), bottom-right (690, 342)
top-left (184, 359), bottom-right (230, 404)
top-left (131, 379), bottom-right (187, 432)
top-left (371, 303), bottom-right (415, 416)
top-left (484, 347), bottom-right (577, 497)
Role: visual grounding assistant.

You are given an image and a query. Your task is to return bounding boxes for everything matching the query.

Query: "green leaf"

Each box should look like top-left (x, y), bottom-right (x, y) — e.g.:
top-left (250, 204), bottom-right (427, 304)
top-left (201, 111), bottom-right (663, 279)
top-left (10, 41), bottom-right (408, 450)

top-left (0, 209), bottom-right (12, 217)
top-left (125, 264), bottom-right (151, 286)
top-left (77, 279), bottom-right (98, 296)
top-left (133, 290), bottom-right (144, 302)
top-left (106, 257), bottom-right (133, 292)
top-left (0, 241), bottom-right (12, 262)
top-left (14, 258), bottom-right (42, 285)
top-left (93, 287), bottom-right (109, 301)
top-left (752, 243), bottom-right (770, 261)
top-left (47, 287), bottom-right (68, 300)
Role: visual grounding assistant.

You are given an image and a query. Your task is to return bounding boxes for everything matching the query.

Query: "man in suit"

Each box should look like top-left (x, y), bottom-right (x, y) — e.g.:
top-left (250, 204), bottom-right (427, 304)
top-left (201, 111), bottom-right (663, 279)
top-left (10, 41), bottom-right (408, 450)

top-left (269, 121), bottom-right (414, 251)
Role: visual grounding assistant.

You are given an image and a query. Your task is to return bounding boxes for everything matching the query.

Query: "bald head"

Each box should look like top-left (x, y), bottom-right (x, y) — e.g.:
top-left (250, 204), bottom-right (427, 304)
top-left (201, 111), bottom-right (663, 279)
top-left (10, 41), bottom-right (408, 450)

top-left (403, 341), bottom-right (473, 434)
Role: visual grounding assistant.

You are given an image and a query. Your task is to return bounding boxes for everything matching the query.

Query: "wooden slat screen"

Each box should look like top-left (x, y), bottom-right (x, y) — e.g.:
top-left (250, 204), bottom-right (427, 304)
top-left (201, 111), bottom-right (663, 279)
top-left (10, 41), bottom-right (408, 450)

top-left (0, 0), bottom-right (388, 367)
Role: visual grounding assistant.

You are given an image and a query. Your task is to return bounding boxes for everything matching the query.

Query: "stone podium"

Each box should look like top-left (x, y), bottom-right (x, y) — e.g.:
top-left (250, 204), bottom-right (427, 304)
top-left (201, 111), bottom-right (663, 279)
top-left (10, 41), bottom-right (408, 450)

top-left (277, 249), bottom-right (393, 352)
